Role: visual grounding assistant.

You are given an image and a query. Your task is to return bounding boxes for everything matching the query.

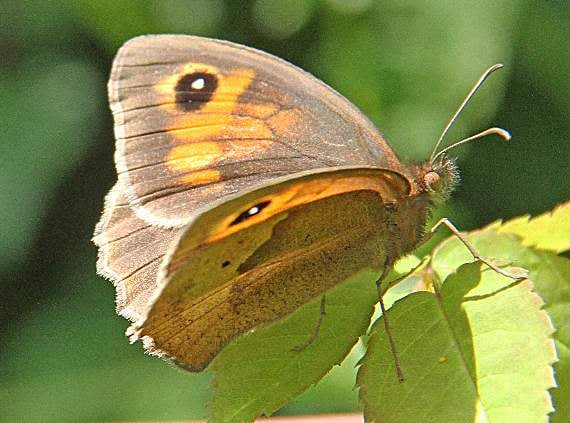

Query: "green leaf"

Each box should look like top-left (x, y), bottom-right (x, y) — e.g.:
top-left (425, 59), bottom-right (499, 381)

top-left (497, 201), bottom-right (570, 253)
top-left (209, 269), bottom-right (378, 422)
top-left (277, 343), bottom-right (365, 416)
top-left (518, 251), bottom-right (570, 423)
top-left (430, 223), bottom-right (566, 421)
top-left (358, 260), bottom-right (556, 423)
top-left (358, 277), bottom-right (480, 422)
top-left (553, 341), bottom-right (570, 423)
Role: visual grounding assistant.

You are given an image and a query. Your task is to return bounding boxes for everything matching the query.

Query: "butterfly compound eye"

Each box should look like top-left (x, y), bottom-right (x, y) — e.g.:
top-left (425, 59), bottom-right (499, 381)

top-left (230, 201), bottom-right (272, 226)
top-left (175, 72), bottom-right (218, 111)
top-left (424, 171), bottom-right (440, 190)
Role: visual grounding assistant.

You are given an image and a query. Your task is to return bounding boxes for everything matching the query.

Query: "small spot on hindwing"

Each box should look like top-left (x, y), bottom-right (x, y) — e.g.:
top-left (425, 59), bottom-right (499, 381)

top-left (230, 201), bottom-right (272, 226)
top-left (175, 72), bottom-right (218, 111)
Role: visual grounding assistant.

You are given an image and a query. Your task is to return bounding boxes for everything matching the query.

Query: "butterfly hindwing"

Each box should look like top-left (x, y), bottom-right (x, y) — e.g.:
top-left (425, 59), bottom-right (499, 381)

top-left (129, 167), bottom-right (411, 370)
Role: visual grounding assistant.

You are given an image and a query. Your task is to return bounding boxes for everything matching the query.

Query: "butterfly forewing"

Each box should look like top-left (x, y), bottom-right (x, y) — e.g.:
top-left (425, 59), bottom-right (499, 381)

top-left (110, 35), bottom-right (404, 227)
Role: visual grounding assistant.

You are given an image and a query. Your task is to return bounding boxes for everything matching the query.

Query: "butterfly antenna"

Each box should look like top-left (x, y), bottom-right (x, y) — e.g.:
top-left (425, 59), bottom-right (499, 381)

top-left (429, 64), bottom-right (509, 163)
top-left (432, 127), bottom-right (511, 163)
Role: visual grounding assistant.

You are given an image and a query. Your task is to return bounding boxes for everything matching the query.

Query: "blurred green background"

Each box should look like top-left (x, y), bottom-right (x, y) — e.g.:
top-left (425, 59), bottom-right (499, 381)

top-left (1, 0), bottom-right (568, 421)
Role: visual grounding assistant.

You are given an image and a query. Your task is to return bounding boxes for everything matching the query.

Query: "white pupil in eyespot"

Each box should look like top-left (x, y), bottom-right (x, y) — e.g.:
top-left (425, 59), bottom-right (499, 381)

top-left (191, 78), bottom-right (205, 90)
top-left (248, 206), bottom-right (260, 215)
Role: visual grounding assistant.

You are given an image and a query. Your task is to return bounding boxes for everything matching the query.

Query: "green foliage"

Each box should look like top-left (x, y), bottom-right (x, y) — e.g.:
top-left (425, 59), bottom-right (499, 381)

top-left (3, 203), bottom-right (567, 422)
top-left (498, 202), bottom-right (570, 254)
top-left (497, 202), bottom-right (570, 423)
top-left (1, 1), bottom-right (568, 421)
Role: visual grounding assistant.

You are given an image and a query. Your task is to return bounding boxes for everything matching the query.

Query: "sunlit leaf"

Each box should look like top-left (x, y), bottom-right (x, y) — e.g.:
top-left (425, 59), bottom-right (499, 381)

top-left (430, 219), bottom-right (567, 421)
top-left (514, 250), bottom-right (570, 423)
top-left (358, 260), bottom-right (557, 423)
top-left (497, 201), bottom-right (570, 253)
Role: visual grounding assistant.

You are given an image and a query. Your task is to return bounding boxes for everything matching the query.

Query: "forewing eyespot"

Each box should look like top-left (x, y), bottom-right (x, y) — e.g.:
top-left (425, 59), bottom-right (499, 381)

top-left (174, 72), bottom-right (218, 111)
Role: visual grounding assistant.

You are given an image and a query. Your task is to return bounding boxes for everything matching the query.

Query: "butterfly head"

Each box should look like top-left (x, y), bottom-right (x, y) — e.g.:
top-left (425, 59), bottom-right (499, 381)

top-left (411, 155), bottom-right (459, 204)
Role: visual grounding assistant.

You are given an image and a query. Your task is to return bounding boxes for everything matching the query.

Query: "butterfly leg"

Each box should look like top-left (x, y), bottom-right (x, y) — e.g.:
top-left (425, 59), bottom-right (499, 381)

top-left (379, 257), bottom-right (428, 296)
top-left (376, 264), bottom-right (405, 382)
top-left (292, 295), bottom-right (326, 352)
top-left (430, 218), bottom-right (527, 279)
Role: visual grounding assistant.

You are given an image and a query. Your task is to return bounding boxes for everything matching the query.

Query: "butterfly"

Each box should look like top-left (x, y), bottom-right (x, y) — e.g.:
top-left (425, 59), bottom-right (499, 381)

top-left (93, 34), bottom-right (511, 372)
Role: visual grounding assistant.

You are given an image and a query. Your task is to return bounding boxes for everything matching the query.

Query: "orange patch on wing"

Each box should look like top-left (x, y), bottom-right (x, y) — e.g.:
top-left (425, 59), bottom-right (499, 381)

top-left (168, 137), bottom-right (275, 178)
top-left (168, 142), bottom-right (221, 172)
top-left (204, 173), bottom-right (394, 244)
top-left (267, 109), bottom-right (301, 136)
top-left (179, 169), bottom-right (221, 186)
top-left (168, 114), bottom-right (273, 142)
top-left (156, 63), bottom-right (278, 179)
top-left (235, 102), bottom-right (279, 119)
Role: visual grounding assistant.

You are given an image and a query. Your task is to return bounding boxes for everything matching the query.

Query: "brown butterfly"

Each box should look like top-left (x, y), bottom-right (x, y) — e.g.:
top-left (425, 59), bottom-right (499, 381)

top-left (93, 35), bottom-right (512, 373)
